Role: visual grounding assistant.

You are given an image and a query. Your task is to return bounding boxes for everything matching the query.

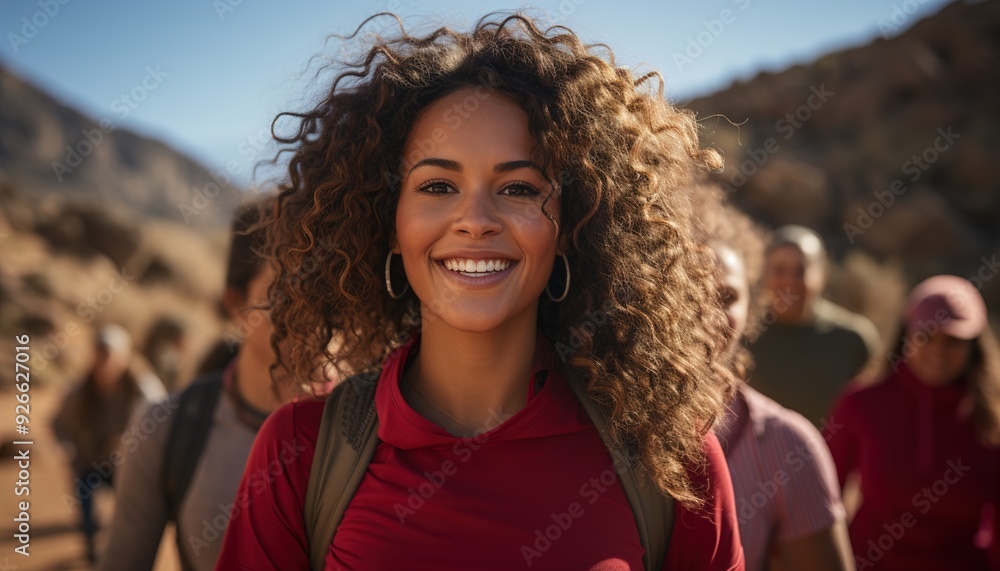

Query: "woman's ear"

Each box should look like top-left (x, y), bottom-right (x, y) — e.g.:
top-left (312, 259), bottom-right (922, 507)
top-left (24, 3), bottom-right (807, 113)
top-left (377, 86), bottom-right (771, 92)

top-left (389, 237), bottom-right (401, 255)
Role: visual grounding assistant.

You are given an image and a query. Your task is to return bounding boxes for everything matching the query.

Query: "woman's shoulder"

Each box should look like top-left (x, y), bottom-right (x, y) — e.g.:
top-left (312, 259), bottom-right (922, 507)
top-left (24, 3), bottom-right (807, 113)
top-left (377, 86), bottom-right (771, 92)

top-left (666, 431), bottom-right (745, 570)
top-left (696, 431), bottom-right (731, 488)
top-left (259, 397), bottom-right (327, 448)
top-left (743, 387), bottom-right (830, 448)
top-left (257, 373), bottom-right (380, 461)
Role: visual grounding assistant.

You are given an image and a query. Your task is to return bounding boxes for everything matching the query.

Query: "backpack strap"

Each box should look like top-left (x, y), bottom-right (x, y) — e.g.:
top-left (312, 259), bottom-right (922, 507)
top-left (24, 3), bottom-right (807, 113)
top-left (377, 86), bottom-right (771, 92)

top-left (304, 372), bottom-right (380, 571)
top-left (561, 369), bottom-right (674, 571)
top-left (163, 370), bottom-right (225, 522)
top-left (302, 368), bottom-right (672, 571)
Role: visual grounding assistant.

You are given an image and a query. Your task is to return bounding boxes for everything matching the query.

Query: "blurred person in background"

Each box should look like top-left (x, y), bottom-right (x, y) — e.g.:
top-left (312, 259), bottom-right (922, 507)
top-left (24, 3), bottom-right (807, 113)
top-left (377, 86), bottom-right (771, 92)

top-left (98, 199), bottom-right (336, 571)
top-left (142, 315), bottom-right (190, 391)
top-left (52, 323), bottom-right (165, 563)
top-left (705, 200), bottom-right (854, 571)
top-left (748, 225), bottom-right (879, 427)
top-left (827, 275), bottom-right (1000, 570)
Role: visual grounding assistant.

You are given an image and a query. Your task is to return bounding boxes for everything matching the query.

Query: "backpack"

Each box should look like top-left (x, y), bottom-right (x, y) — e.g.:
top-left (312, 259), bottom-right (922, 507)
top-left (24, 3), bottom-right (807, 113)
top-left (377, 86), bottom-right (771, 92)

top-left (163, 371), bottom-right (225, 522)
top-left (303, 369), bottom-right (674, 571)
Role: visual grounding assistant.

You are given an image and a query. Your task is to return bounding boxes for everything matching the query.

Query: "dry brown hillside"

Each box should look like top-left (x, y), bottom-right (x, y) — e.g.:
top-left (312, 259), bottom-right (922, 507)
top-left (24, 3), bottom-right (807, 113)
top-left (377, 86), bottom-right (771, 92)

top-left (687, 0), bottom-right (1000, 334)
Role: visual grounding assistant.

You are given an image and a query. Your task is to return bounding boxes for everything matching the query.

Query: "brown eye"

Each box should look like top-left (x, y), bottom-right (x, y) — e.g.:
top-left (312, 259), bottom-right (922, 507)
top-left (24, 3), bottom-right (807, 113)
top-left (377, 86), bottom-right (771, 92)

top-left (499, 182), bottom-right (540, 197)
top-left (416, 179), bottom-right (454, 194)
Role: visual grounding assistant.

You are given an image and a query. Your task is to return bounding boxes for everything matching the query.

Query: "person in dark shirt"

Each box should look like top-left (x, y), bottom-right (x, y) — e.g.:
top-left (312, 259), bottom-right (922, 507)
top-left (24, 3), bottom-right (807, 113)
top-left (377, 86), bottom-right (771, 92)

top-left (749, 225), bottom-right (879, 426)
top-left (52, 324), bottom-right (154, 563)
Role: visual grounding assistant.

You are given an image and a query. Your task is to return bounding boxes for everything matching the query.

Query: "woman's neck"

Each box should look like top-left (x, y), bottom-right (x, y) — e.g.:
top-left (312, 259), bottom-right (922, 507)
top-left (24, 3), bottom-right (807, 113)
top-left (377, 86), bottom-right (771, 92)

top-left (404, 306), bottom-right (539, 435)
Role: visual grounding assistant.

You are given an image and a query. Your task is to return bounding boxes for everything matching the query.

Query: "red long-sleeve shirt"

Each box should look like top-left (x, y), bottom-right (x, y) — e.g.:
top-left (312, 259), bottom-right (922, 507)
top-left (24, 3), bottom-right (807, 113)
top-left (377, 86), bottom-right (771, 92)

top-left (215, 340), bottom-right (744, 570)
top-left (826, 363), bottom-right (1000, 570)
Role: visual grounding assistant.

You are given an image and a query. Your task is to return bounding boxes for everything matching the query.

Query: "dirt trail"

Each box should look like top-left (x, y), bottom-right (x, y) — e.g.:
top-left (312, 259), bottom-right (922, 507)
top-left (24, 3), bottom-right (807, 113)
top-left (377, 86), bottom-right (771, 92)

top-left (1, 384), bottom-right (180, 571)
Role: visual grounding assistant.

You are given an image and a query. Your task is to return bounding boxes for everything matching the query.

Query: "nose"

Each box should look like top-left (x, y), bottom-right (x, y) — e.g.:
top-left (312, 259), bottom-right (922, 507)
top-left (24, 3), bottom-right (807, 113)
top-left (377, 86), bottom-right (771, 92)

top-left (451, 188), bottom-right (502, 239)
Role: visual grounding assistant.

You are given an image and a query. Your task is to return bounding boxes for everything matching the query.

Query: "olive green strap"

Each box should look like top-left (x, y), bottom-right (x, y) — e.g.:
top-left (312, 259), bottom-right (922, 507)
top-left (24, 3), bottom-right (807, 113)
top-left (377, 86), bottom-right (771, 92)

top-left (303, 373), bottom-right (380, 571)
top-left (562, 369), bottom-right (673, 571)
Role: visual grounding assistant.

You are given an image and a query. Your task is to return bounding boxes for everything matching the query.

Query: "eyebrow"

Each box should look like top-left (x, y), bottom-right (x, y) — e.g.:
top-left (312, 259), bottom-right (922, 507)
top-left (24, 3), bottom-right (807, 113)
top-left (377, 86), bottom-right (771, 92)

top-left (407, 158), bottom-right (546, 177)
top-left (495, 160), bottom-right (545, 176)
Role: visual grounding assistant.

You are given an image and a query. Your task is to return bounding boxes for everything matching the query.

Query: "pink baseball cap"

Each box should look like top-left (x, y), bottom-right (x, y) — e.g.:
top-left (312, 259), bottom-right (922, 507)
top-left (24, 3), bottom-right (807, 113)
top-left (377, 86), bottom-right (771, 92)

top-left (904, 275), bottom-right (988, 340)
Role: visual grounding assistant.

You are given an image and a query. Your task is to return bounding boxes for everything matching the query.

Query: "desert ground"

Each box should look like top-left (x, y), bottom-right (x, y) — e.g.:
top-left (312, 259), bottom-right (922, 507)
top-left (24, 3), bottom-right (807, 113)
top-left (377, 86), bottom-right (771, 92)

top-left (1, 384), bottom-right (180, 571)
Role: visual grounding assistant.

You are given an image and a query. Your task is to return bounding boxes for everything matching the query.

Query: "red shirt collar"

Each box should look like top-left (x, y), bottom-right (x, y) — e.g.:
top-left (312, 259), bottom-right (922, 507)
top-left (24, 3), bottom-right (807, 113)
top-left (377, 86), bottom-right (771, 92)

top-left (375, 334), bottom-right (581, 450)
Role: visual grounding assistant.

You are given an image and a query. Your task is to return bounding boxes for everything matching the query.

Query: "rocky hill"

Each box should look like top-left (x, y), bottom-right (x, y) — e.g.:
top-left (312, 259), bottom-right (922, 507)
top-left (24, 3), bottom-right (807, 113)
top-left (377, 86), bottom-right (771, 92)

top-left (0, 62), bottom-right (251, 387)
top-left (687, 0), bottom-right (1000, 321)
top-left (0, 63), bottom-right (245, 228)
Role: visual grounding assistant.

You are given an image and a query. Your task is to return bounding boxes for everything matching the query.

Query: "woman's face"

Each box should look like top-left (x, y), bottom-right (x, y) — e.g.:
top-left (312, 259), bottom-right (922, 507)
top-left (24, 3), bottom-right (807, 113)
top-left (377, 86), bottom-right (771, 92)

top-left (395, 88), bottom-right (560, 333)
top-left (713, 244), bottom-right (750, 352)
top-left (907, 328), bottom-right (973, 386)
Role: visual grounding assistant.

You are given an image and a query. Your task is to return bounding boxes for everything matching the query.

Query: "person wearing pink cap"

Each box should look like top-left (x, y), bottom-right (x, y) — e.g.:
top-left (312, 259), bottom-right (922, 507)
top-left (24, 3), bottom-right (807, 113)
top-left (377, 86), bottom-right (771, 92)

top-left (826, 275), bottom-right (1000, 570)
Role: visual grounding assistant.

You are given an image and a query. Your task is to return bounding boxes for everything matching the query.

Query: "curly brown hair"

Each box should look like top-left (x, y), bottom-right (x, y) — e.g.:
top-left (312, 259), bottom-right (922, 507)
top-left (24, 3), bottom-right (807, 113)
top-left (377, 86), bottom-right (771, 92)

top-left (261, 13), bottom-right (738, 507)
top-left (692, 183), bottom-right (769, 384)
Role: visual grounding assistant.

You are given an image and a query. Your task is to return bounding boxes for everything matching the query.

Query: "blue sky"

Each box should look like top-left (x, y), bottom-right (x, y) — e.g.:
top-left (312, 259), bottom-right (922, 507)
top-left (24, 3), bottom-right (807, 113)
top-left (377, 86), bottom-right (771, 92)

top-left (1, 0), bottom-right (952, 186)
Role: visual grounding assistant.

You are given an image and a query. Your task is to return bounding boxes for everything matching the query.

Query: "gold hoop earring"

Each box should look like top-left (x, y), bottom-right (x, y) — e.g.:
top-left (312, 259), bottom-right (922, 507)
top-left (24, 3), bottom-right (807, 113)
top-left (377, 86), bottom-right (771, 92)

top-left (385, 252), bottom-right (409, 300)
top-left (546, 253), bottom-right (570, 302)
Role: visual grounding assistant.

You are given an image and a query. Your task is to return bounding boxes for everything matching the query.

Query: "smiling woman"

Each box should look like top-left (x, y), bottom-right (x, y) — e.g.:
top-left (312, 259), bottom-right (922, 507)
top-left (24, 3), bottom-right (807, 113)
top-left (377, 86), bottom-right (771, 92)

top-left (214, 12), bottom-right (744, 571)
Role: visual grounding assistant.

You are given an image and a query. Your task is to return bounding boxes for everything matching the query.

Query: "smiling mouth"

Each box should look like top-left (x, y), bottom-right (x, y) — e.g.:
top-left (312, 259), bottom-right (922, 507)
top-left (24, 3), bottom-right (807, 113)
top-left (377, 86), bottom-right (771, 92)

top-left (439, 258), bottom-right (515, 277)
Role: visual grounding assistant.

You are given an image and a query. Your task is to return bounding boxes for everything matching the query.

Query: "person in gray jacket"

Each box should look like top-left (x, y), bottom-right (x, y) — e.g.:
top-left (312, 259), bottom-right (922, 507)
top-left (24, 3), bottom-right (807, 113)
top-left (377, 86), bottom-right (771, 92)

top-left (98, 199), bottom-right (334, 571)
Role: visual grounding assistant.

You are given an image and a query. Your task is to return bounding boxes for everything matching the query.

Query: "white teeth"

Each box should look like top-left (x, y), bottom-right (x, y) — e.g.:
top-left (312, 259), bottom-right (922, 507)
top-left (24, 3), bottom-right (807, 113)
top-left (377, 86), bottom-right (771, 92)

top-left (441, 258), bottom-right (513, 274)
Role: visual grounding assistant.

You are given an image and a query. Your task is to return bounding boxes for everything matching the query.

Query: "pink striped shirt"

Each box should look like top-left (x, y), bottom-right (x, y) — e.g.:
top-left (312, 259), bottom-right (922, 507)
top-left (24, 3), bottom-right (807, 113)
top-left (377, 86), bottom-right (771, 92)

top-left (716, 385), bottom-right (846, 571)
